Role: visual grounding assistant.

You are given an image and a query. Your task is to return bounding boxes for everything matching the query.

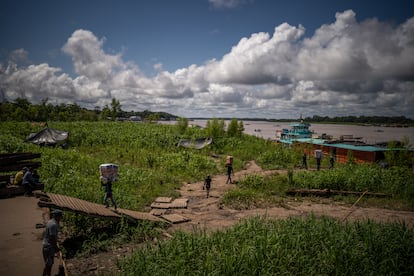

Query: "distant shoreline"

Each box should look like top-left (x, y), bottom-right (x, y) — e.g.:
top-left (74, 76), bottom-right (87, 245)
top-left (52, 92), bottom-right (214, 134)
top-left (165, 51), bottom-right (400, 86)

top-left (188, 118), bottom-right (414, 127)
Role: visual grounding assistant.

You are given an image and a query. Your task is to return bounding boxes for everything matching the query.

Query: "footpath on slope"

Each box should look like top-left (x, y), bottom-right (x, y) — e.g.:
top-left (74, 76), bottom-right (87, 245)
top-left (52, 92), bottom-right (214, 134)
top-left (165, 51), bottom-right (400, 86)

top-left (168, 160), bottom-right (414, 232)
top-left (2, 161), bottom-right (414, 275)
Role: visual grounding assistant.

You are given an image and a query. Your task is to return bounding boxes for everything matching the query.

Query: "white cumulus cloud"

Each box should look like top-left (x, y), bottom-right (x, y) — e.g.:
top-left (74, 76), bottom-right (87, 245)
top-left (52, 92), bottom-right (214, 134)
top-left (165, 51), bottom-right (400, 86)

top-left (1, 10), bottom-right (413, 118)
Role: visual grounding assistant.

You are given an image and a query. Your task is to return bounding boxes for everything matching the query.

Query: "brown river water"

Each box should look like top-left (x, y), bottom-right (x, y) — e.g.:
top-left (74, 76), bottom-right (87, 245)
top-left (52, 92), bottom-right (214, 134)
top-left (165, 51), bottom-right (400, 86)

top-left (165, 120), bottom-right (414, 147)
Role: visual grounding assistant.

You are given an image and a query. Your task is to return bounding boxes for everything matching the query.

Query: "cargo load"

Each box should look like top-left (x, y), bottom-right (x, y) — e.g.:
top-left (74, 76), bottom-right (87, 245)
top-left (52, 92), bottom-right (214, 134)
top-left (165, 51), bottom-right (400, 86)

top-left (314, 150), bottom-right (323, 159)
top-left (226, 155), bottom-right (233, 167)
top-left (99, 163), bottom-right (119, 182)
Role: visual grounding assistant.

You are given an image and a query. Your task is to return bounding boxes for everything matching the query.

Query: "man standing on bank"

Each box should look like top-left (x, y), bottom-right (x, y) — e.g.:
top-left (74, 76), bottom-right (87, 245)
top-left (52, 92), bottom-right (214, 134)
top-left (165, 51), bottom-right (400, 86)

top-left (42, 209), bottom-right (63, 276)
top-left (204, 175), bottom-right (212, 198)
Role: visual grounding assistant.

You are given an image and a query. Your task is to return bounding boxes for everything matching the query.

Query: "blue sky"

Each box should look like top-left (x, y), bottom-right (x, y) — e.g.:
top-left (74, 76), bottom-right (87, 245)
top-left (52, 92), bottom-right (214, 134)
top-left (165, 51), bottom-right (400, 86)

top-left (1, 0), bottom-right (414, 118)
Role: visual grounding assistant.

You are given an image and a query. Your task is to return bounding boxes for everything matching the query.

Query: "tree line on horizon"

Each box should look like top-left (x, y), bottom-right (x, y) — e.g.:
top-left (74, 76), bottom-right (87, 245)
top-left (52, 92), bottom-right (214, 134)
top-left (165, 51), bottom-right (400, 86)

top-left (303, 115), bottom-right (413, 125)
top-left (0, 98), bottom-right (176, 122)
top-left (1, 98), bottom-right (413, 125)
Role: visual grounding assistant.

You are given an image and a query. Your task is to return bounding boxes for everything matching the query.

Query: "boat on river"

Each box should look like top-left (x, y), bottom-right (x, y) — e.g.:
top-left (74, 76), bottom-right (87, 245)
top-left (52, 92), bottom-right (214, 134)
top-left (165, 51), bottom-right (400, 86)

top-left (275, 117), bottom-right (315, 144)
top-left (274, 117), bottom-right (407, 164)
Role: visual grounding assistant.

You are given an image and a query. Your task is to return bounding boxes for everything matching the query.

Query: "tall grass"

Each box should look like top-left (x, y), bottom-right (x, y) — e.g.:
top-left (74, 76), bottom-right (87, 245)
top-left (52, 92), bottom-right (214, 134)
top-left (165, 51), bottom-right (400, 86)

top-left (222, 174), bottom-right (288, 209)
top-left (118, 216), bottom-right (414, 275)
top-left (292, 163), bottom-right (414, 207)
top-left (0, 121), bottom-right (295, 210)
top-left (2, 121), bottom-right (414, 265)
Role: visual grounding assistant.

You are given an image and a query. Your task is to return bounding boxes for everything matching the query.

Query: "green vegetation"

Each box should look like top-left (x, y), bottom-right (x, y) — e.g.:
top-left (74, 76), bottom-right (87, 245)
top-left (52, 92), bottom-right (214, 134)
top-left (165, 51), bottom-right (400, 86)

top-left (222, 174), bottom-right (287, 209)
top-left (118, 216), bottom-right (414, 275)
top-left (1, 120), bottom-right (413, 273)
top-left (0, 98), bottom-right (177, 122)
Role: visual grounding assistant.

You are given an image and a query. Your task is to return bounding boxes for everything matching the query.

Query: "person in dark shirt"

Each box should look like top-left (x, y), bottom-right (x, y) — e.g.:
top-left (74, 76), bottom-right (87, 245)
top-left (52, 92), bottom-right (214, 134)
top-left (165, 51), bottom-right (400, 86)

top-left (102, 180), bottom-right (117, 210)
top-left (226, 165), bottom-right (234, 184)
top-left (204, 175), bottom-right (212, 198)
top-left (42, 209), bottom-right (63, 276)
top-left (22, 167), bottom-right (36, 196)
top-left (301, 152), bottom-right (308, 169)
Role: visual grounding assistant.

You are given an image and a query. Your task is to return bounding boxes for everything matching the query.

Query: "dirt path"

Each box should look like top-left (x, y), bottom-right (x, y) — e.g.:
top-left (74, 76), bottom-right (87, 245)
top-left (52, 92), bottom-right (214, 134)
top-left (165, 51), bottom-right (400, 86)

top-left (0, 196), bottom-right (60, 276)
top-left (169, 161), bottom-right (414, 232)
top-left (3, 161), bottom-right (414, 275)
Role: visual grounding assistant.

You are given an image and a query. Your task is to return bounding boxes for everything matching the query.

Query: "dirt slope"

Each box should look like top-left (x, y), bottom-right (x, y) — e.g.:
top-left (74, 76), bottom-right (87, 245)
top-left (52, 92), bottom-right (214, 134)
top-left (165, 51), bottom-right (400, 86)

top-left (2, 161), bottom-right (413, 275)
top-left (169, 161), bottom-right (414, 232)
top-left (0, 196), bottom-right (60, 276)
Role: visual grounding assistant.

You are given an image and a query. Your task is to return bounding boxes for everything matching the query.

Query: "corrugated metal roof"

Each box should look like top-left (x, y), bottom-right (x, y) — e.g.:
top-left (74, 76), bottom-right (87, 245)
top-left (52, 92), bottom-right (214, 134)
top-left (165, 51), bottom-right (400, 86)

top-left (296, 138), bottom-right (390, 152)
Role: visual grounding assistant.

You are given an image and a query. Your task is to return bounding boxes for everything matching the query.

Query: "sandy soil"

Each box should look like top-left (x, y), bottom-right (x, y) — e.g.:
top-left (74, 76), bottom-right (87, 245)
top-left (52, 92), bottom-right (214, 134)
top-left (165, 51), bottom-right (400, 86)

top-left (2, 161), bottom-right (414, 275)
top-left (169, 161), bottom-right (414, 232)
top-left (0, 196), bottom-right (60, 276)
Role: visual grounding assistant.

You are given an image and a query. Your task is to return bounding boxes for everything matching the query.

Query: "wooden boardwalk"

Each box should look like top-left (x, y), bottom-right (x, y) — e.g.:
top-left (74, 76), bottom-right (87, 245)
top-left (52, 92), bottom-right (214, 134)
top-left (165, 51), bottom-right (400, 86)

top-left (36, 192), bottom-right (164, 223)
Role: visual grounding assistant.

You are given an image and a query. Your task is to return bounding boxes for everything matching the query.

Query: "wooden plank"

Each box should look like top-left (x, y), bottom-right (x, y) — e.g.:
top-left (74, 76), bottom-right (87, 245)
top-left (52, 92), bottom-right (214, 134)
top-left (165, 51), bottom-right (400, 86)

top-left (150, 198), bottom-right (189, 209)
top-left (0, 162), bottom-right (42, 173)
top-left (0, 153), bottom-right (41, 165)
top-left (150, 208), bottom-right (167, 216)
top-left (116, 208), bottom-right (164, 223)
top-left (150, 202), bottom-right (171, 209)
top-left (154, 197), bottom-right (173, 203)
top-left (39, 193), bottom-right (121, 219)
top-left (37, 193), bottom-right (168, 224)
top-left (0, 175), bottom-right (12, 183)
top-left (161, 214), bottom-right (190, 224)
top-left (0, 183), bottom-right (44, 198)
top-left (169, 198), bottom-right (188, 208)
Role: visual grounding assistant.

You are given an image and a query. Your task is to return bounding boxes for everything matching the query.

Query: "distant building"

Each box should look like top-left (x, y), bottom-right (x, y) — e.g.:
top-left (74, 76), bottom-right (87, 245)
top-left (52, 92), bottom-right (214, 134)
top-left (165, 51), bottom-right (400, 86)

top-left (129, 116), bottom-right (142, 121)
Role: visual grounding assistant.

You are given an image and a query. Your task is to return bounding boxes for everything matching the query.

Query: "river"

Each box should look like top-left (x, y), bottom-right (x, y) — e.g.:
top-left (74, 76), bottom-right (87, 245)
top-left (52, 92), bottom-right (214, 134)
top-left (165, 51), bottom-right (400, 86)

top-left (184, 120), bottom-right (414, 147)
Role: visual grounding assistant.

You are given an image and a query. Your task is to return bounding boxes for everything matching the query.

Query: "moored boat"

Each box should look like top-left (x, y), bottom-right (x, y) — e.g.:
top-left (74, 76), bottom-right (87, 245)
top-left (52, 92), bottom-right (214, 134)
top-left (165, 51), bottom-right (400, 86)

top-left (274, 117), bottom-right (410, 164)
top-left (275, 117), bottom-right (314, 144)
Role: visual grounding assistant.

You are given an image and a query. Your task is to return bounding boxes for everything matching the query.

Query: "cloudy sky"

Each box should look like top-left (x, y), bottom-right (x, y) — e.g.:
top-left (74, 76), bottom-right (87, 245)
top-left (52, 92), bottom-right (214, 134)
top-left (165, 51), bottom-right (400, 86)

top-left (1, 0), bottom-right (414, 119)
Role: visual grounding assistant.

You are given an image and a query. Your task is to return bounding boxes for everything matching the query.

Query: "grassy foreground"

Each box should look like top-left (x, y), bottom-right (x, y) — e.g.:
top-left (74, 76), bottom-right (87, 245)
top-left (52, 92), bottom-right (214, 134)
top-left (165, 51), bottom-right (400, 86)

top-left (118, 216), bottom-right (414, 275)
top-left (1, 121), bottom-right (414, 274)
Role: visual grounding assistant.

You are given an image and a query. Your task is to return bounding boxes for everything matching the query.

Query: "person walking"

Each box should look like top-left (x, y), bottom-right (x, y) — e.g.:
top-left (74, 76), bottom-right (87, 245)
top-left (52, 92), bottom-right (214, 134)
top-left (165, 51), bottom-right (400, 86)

top-left (102, 180), bottom-right (117, 210)
top-left (42, 209), bottom-right (63, 276)
top-left (22, 167), bottom-right (36, 196)
top-left (226, 165), bottom-right (234, 184)
top-left (301, 152), bottom-right (308, 169)
top-left (329, 155), bottom-right (335, 169)
top-left (316, 157), bottom-right (321, 171)
top-left (315, 150), bottom-right (322, 171)
top-left (204, 175), bottom-right (212, 198)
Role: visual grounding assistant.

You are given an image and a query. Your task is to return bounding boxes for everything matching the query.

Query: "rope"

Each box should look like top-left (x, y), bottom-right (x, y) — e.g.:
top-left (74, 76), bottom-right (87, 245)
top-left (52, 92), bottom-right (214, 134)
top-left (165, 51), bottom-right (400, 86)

top-left (58, 245), bottom-right (68, 276)
top-left (342, 190), bottom-right (368, 222)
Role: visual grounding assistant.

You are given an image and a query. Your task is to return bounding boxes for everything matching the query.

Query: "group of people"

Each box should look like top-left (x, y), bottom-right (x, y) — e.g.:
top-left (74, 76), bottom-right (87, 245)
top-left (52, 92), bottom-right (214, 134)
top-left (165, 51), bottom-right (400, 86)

top-left (202, 157), bottom-right (235, 198)
top-left (37, 150), bottom-right (343, 274)
top-left (13, 166), bottom-right (40, 196)
top-left (301, 151), bottom-right (335, 170)
top-left (40, 179), bottom-right (116, 275)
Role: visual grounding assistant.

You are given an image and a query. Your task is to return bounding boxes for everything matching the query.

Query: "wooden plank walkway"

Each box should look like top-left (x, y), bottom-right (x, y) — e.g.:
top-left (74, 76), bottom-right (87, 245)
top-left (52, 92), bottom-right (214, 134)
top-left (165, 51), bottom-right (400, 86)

top-left (161, 214), bottom-right (191, 224)
top-left (116, 208), bottom-right (164, 223)
top-left (150, 198), bottom-right (189, 209)
top-left (36, 192), bottom-right (164, 223)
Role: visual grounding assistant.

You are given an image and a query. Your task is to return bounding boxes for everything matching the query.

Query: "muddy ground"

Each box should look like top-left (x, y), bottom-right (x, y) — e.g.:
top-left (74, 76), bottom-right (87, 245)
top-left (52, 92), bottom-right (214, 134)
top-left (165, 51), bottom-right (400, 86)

top-left (2, 161), bottom-right (414, 275)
